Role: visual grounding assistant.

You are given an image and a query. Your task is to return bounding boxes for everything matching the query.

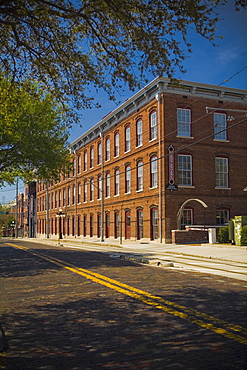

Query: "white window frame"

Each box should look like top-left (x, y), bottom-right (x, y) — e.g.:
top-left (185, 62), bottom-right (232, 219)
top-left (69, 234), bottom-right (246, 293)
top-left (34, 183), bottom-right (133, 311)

top-left (177, 108), bottom-right (191, 137)
top-left (136, 119), bottom-right (143, 147)
top-left (150, 111), bottom-right (157, 141)
top-left (215, 157), bottom-right (229, 187)
top-left (214, 113), bottom-right (227, 141)
top-left (150, 156), bottom-right (158, 188)
top-left (178, 154), bottom-right (192, 186)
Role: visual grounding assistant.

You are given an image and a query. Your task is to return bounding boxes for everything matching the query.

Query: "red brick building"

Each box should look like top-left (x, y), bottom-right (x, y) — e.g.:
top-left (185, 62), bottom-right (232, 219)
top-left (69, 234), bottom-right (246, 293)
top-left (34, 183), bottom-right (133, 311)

top-left (36, 77), bottom-right (247, 243)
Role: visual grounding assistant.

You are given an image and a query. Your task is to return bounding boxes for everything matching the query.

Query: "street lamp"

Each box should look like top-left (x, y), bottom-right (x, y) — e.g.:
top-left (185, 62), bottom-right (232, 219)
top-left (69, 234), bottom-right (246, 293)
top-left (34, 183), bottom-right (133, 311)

top-left (56, 208), bottom-right (65, 244)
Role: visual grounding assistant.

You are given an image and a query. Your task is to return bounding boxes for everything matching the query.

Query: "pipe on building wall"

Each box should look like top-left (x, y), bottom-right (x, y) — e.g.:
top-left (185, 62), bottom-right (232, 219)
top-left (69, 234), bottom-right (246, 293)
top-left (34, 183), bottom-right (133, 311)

top-left (156, 92), bottom-right (162, 243)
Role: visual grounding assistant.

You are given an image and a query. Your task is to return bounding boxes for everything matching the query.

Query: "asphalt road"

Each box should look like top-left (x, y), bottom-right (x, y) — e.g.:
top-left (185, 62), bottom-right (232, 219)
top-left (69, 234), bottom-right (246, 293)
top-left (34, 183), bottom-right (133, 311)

top-left (1, 239), bottom-right (247, 369)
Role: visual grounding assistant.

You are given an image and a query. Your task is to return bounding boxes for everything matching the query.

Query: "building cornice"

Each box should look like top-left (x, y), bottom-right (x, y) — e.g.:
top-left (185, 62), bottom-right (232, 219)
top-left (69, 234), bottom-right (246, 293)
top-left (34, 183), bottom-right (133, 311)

top-left (70, 77), bottom-right (247, 151)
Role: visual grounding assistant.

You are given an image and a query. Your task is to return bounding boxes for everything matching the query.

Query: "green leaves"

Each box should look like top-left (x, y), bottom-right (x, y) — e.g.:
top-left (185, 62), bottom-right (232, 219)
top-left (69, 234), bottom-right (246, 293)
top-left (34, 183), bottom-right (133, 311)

top-left (0, 75), bottom-right (71, 184)
top-left (0, 0), bottom-right (240, 119)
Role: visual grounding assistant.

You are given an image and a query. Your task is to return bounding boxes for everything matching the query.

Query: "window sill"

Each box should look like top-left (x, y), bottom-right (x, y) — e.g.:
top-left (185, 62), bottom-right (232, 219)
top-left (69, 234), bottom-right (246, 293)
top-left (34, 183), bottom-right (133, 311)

top-left (149, 138), bottom-right (157, 143)
top-left (215, 187), bottom-right (231, 190)
top-left (213, 139), bottom-right (229, 142)
top-left (136, 144), bottom-right (143, 149)
top-left (150, 186), bottom-right (158, 190)
top-left (114, 194), bottom-right (120, 197)
top-left (125, 191), bottom-right (131, 195)
top-left (178, 185), bottom-right (195, 188)
top-left (136, 189), bottom-right (143, 193)
top-left (124, 150), bottom-right (131, 154)
top-left (177, 135), bottom-right (194, 139)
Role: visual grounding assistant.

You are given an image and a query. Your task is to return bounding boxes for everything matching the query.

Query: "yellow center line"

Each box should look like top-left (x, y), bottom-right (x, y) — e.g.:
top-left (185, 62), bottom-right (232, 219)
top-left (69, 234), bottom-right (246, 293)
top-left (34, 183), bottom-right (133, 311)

top-left (6, 242), bottom-right (247, 345)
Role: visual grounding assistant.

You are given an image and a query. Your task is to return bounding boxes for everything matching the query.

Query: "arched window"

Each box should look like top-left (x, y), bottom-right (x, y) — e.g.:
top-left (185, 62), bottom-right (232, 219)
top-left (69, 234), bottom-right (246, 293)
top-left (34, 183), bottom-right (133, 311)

top-left (83, 151), bottom-right (87, 171)
top-left (105, 137), bottom-right (110, 161)
top-left (150, 155), bottom-right (158, 188)
top-left (150, 207), bottom-right (158, 240)
top-left (77, 154), bottom-right (81, 174)
top-left (137, 208), bottom-right (143, 239)
top-left (150, 110), bottom-right (157, 140)
top-left (77, 183), bottom-right (81, 204)
top-left (114, 168), bottom-right (120, 196)
top-left (125, 126), bottom-right (130, 152)
top-left (125, 165), bottom-right (131, 193)
top-left (97, 142), bottom-right (102, 164)
top-left (83, 180), bottom-right (87, 202)
top-left (98, 174), bottom-right (102, 200)
top-left (90, 146), bottom-right (94, 168)
top-left (90, 178), bottom-right (94, 201)
top-left (114, 132), bottom-right (120, 157)
top-left (137, 160), bottom-right (143, 191)
top-left (105, 171), bottom-right (110, 198)
top-left (136, 118), bottom-right (142, 147)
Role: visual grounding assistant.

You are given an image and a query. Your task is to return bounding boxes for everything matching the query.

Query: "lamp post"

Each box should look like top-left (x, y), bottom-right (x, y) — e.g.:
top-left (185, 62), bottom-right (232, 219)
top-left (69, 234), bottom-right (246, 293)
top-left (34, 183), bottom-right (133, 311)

top-left (56, 208), bottom-right (65, 244)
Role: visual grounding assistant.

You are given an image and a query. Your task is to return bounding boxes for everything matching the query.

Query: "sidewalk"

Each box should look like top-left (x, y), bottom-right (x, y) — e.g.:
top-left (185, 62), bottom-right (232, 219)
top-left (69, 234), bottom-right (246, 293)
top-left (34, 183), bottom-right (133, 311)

top-left (21, 236), bottom-right (247, 264)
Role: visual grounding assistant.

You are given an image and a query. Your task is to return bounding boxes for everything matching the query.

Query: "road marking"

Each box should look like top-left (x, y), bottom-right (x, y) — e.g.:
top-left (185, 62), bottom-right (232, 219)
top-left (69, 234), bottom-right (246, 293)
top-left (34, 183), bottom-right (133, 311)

top-left (6, 242), bottom-right (247, 346)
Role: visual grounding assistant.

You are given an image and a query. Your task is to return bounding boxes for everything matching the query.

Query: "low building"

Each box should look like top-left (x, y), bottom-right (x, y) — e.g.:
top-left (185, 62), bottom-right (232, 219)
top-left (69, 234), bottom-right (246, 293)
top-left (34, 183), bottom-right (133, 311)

top-left (36, 77), bottom-right (247, 243)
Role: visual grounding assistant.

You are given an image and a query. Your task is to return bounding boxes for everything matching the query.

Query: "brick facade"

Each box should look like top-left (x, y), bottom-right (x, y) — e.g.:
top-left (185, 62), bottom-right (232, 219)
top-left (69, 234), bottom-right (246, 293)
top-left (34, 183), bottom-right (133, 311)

top-left (36, 77), bottom-right (247, 243)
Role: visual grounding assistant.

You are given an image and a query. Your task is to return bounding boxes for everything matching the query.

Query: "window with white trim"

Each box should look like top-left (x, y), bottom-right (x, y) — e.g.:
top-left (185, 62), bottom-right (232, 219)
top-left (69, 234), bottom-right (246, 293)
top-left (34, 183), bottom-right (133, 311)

top-left (90, 147), bottom-right (94, 168)
top-left (214, 113), bottom-right (227, 140)
top-left (177, 108), bottom-right (191, 137)
top-left (90, 178), bottom-right (94, 201)
top-left (215, 157), bottom-right (228, 187)
top-left (125, 165), bottom-right (131, 193)
top-left (106, 171), bottom-right (110, 198)
top-left (97, 142), bottom-right (102, 165)
top-left (150, 155), bottom-right (158, 188)
top-left (150, 111), bottom-right (157, 140)
top-left (114, 168), bottom-right (120, 196)
top-left (114, 132), bottom-right (119, 157)
top-left (178, 154), bottom-right (192, 186)
top-left (98, 174), bottom-right (102, 200)
top-left (137, 160), bottom-right (143, 191)
top-left (125, 126), bottom-right (130, 152)
top-left (136, 119), bottom-right (142, 147)
top-left (83, 151), bottom-right (87, 171)
top-left (105, 137), bottom-right (110, 161)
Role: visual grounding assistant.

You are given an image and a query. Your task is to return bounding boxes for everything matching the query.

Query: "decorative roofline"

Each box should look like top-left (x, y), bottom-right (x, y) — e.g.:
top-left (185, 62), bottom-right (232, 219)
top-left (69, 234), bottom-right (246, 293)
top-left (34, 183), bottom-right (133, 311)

top-left (70, 77), bottom-right (247, 151)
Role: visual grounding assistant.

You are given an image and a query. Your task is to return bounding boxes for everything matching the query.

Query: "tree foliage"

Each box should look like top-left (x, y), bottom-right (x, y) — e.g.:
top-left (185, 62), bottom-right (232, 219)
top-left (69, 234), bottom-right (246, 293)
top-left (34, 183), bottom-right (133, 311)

top-left (0, 74), bottom-right (71, 184)
top-left (0, 0), bottom-right (245, 120)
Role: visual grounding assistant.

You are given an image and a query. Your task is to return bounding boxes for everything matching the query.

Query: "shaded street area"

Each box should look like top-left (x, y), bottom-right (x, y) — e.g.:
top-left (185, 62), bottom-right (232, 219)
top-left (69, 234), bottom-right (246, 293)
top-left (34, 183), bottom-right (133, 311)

top-left (1, 239), bottom-right (247, 369)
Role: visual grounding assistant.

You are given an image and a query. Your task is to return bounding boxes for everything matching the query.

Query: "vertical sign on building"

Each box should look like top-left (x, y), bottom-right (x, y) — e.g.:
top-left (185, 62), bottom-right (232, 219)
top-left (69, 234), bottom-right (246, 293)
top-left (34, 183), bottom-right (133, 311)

top-left (166, 144), bottom-right (178, 191)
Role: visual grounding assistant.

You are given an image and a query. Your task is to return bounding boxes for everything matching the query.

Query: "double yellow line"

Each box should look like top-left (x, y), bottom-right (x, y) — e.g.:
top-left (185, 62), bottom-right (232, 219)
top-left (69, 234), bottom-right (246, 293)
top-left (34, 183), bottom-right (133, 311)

top-left (6, 242), bottom-right (247, 345)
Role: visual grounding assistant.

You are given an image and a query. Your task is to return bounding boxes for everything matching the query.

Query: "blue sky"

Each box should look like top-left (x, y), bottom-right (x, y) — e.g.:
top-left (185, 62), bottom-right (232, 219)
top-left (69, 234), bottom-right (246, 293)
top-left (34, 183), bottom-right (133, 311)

top-left (1, 0), bottom-right (247, 204)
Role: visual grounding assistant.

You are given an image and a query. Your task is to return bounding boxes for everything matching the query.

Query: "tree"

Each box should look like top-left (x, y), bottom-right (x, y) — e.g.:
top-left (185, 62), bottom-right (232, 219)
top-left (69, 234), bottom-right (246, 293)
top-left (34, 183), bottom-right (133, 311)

top-left (0, 74), bottom-right (71, 184)
top-left (0, 0), bottom-right (245, 121)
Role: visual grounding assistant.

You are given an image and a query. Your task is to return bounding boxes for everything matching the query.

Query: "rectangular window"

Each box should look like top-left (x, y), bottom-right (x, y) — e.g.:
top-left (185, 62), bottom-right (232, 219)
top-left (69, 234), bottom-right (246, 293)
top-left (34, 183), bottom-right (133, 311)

top-left (181, 208), bottom-right (193, 230)
top-left (216, 209), bottom-right (229, 225)
top-left (215, 157), bottom-right (228, 187)
top-left (177, 108), bottom-right (191, 137)
top-left (90, 179), bottom-right (94, 201)
top-left (98, 175), bottom-right (102, 200)
top-left (84, 181), bottom-right (87, 202)
top-left (178, 154), bottom-right (192, 186)
top-left (214, 113), bottom-right (227, 140)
